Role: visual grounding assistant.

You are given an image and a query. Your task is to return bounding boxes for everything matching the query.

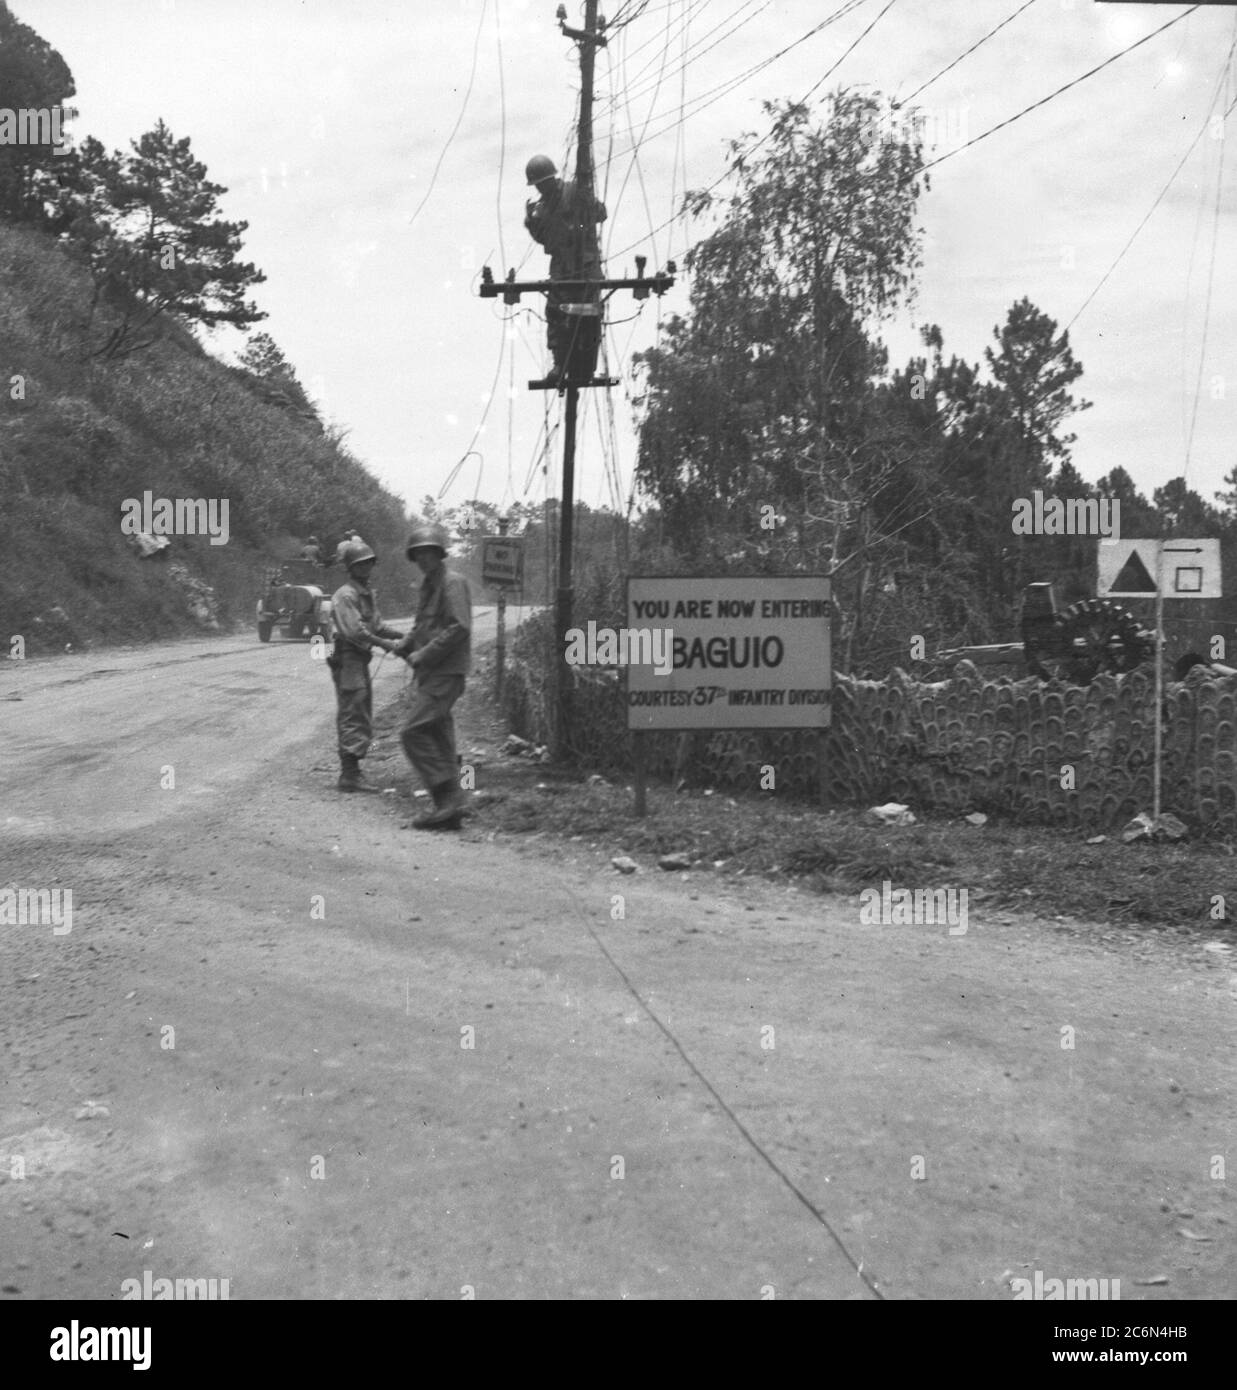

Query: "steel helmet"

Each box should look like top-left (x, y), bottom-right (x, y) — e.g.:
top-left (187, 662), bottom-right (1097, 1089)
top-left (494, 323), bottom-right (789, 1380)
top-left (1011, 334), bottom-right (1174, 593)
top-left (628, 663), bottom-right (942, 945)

top-left (405, 523), bottom-right (449, 560)
top-left (341, 539), bottom-right (377, 569)
top-left (525, 154), bottom-right (557, 186)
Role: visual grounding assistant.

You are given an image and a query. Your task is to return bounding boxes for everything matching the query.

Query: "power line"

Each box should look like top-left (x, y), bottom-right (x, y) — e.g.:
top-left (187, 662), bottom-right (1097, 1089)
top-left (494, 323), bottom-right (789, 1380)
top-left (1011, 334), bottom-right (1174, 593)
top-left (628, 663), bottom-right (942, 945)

top-left (602, 0), bottom-right (720, 95)
top-left (494, 0), bottom-right (508, 271)
top-left (1184, 73), bottom-right (1233, 481)
top-left (607, 0), bottom-right (770, 114)
top-left (602, 0), bottom-right (676, 266)
top-left (923, 4), bottom-right (1202, 171)
top-left (601, 0), bottom-right (867, 177)
top-left (799, 0), bottom-right (901, 106)
top-left (408, 0), bottom-right (489, 226)
top-left (897, 0), bottom-right (1040, 109)
top-left (1065, 26), bottom-right (1237, 334)
top-left (606, 0), bottom-right (884, 259)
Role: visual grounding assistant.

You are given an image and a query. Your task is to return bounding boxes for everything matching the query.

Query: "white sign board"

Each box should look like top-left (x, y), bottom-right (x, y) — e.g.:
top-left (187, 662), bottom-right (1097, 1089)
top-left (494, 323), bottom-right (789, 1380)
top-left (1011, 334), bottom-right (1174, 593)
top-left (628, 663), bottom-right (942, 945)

top-left (481, 536), bottom-right (523, 587)
top-left (1097, 538), bottom-right (1221, 600)
top-left (625, 576), bottom-right (831, 731)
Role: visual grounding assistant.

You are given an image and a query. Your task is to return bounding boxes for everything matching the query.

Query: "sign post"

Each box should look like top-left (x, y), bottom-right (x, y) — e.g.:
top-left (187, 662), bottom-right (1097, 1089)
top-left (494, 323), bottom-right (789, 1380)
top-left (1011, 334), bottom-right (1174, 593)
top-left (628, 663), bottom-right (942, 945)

top-left (1097, 537), bottom-right (1223, 827)
top-left (482, 528), bottom-right (522, 704)
top-left (1153, 543), bottom-right (1164, 824)
top-left (623, 575), bottom-right (832, 815)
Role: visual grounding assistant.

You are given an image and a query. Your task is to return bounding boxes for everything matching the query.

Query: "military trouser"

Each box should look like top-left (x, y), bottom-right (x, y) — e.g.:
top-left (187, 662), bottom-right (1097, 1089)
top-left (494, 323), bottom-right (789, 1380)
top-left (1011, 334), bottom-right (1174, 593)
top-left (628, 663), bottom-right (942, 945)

top-left (546, 294), bottom-right (600, 381)
top-left (400, 672), bottom-right (465, 792)
top-left (330, 653), bottom-right (373, 758)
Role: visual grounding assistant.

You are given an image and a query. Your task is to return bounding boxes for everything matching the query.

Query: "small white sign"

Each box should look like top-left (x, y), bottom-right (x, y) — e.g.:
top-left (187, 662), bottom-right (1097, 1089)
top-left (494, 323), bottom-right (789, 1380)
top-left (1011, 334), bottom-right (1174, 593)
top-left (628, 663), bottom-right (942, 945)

top-left (1097, 538), bottom-right (1221, 600)
top-left (481, 537), bottom-right (523, 588)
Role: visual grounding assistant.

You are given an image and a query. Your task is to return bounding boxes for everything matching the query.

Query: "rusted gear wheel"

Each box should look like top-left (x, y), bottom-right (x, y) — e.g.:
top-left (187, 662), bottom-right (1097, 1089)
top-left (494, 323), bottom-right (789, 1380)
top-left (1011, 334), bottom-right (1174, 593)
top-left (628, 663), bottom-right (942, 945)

top-left (1029, 599), bottom-right (1151, 683)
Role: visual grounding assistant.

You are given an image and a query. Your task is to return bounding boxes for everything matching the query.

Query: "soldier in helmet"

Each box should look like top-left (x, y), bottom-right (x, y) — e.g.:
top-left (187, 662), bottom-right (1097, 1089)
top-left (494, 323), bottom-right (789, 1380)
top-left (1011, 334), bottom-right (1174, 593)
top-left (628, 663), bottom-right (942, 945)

top-left (523, 153), bottom-right (607, 384)
top-left (393, 523), bottom-right (473, 828)
top-left (328, 539), bottom-right (405, 793)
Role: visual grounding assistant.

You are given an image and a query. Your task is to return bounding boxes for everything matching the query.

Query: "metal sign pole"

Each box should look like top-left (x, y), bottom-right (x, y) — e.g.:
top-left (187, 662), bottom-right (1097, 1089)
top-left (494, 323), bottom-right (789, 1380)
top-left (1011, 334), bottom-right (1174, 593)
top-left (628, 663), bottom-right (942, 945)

top-left (1153, 542), bottom-right (1164, 825)
top-left (496, 583), bottom-right (507, 705)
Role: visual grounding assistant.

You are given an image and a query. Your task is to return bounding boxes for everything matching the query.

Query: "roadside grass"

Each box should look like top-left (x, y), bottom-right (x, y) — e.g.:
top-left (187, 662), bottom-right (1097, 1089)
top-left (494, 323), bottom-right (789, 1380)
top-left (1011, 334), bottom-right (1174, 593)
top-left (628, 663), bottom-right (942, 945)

top-left (379, 649), bottom-right (1237, 936)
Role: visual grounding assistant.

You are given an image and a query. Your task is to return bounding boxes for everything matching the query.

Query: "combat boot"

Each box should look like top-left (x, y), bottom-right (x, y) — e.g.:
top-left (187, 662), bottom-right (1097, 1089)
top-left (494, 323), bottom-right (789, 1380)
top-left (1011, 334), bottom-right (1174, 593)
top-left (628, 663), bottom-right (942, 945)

top-left (413, 780), bottom-right (467, 828)
top-left (338, 752), bottom-right (379, 793)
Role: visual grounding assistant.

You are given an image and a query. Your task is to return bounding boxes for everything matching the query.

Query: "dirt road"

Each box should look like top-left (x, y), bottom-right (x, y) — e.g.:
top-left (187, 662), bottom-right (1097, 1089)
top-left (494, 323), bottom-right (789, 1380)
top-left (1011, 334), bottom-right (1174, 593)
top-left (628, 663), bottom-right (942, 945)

top-left (2, 630), bottom-right (1233, 1299)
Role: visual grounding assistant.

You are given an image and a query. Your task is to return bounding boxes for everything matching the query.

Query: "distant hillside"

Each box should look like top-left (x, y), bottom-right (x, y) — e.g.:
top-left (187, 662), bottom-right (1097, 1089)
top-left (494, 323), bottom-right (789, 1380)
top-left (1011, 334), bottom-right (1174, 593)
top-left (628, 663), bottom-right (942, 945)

top-left (0, 222), bottom-right (416, 653)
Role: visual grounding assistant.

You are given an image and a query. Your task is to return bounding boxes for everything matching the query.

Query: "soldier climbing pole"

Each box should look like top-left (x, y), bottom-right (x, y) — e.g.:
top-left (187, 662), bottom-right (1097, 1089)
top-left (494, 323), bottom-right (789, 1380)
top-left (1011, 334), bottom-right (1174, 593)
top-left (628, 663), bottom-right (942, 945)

top-left (479, 0), bottom-right (676, 759)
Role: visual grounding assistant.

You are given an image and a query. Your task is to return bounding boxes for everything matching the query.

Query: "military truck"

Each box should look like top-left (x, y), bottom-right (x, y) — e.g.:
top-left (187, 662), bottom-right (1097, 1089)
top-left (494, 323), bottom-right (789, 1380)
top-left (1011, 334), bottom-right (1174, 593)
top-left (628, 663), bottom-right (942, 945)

top-left (256, 559), bottom-right (334, 642)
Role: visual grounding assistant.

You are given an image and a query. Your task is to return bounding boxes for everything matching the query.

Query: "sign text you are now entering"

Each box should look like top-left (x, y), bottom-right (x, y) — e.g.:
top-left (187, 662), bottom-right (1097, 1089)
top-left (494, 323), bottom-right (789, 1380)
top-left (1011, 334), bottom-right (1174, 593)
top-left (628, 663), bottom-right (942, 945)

top-left (625, 576), bottom-right (831, 730)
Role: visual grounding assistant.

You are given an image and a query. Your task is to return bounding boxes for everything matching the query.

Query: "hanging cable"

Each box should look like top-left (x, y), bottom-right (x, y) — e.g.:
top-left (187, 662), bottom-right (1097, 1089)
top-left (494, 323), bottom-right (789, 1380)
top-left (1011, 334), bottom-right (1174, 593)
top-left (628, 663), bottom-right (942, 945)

top-left (408, 0), bottom-right (490, 226)
top-left (605, 0), bottom-right (877, 260)
top-left (897, 0), bottom-right (1040, 109)
top-left (923, 5), bottom-right (1202, 171)
top-left (494, 0), bottom-right (508, 271)
top-left (1183, 80), bottom-right (1231, 482)
top-left (1066, 26), bottom-right (1237, 335)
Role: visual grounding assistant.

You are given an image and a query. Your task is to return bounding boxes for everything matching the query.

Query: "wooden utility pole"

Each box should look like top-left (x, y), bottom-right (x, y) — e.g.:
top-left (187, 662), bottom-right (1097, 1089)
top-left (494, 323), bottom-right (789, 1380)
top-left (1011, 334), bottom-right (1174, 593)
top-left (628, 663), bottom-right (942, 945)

top-left (495, 514), bottom-right (508, 705)
top-left (555, 0), bottom-right (600, 762)
top-left (479, 0), bottom-right (676, 761)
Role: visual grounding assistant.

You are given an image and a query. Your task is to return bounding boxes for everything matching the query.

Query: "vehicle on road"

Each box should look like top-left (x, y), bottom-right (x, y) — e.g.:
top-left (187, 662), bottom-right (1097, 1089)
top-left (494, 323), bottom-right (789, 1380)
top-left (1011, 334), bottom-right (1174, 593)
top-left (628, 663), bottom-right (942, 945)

top-left (257, 558), bottom-right (334, 642)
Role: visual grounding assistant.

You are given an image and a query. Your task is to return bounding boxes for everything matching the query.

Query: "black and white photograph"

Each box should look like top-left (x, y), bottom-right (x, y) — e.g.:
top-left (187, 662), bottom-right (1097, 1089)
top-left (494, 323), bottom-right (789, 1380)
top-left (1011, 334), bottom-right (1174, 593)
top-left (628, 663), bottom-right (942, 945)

top-left (1, 0), bottom-right (1233, 1347)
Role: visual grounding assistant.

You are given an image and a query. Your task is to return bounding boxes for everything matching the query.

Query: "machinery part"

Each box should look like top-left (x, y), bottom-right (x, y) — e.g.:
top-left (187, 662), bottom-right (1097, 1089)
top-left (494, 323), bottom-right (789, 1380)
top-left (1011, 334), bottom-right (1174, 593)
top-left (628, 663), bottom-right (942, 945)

top-left (1026, 599), bottom-right (1152, 684)
top-left (405, 523), bottom-right (449, 559)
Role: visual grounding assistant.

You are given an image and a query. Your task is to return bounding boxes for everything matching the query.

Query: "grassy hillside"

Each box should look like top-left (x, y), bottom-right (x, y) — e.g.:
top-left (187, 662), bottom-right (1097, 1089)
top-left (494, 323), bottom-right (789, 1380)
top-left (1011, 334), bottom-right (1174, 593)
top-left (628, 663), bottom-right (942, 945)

top-left (0, 222), bottom-right (416, 653)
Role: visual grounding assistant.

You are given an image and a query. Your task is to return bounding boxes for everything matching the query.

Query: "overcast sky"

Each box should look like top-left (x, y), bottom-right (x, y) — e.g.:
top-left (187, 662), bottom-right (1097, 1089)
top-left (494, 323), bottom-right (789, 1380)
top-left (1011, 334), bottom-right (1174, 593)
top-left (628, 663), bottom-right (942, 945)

top-left (18, 0), bottom-right (1237, 523)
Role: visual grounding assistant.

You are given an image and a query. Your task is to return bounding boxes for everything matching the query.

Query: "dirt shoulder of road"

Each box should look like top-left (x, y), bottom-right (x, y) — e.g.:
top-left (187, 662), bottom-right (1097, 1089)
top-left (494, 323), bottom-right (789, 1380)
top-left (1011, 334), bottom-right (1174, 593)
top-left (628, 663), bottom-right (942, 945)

top-left (374, 656), bottom-right (1237, 943)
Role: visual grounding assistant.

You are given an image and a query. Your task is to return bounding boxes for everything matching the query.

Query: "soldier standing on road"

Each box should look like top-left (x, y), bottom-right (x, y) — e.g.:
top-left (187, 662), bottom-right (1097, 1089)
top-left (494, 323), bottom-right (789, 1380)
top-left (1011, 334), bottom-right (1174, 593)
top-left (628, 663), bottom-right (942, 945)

top-left (301, 535), bottom-right (324, 565)
top-left (329, 539), bottom-right (405, 793)
top-left (394, 523), bottom-right (473, 829)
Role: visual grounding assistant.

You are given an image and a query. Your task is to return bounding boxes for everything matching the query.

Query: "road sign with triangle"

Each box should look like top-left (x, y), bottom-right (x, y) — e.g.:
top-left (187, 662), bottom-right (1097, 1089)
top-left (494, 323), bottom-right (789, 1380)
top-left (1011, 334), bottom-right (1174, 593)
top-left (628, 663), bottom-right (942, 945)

top-left (1097, 538), bottom-right (1221, 599)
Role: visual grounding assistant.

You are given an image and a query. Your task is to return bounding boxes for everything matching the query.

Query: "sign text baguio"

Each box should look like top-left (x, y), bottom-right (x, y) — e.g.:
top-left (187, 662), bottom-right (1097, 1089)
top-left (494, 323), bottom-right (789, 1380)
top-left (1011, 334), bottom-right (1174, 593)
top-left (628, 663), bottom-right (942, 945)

top-left (625, 576), bottom-right (831, 730)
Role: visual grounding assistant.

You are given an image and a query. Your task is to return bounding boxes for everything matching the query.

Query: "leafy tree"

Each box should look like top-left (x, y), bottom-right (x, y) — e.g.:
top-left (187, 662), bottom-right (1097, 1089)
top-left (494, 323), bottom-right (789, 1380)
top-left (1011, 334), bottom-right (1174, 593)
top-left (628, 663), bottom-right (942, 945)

top-left (1153, 476), bottom-right (1224, 537)
top-left (986, 298), bottom-right (1090, 472)
top-left (234, 331), bottom-right (319, 427)
top-left (633, 91), bottom-right (937, 668)
top-left (61, 120), bottom-right (266, 357)
top-left (0, 1), bottom-right (76, 225)
top-left (1096, 466), bottom-right (1159, 536)
top-left (635, 92), bottom-right (927, 553)
top-left (910, 304), bottom-right (1091, 620)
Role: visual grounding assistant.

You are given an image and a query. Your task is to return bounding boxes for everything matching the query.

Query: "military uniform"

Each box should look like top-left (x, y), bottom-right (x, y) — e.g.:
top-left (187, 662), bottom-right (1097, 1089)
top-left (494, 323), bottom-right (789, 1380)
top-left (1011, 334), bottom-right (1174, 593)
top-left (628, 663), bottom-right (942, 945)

top-left (396, 564), bottom-right (472, 807)
top-left (329, 574), bottom-right (402, 785)
top-left (525, 178), bottom-right (607, 381)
